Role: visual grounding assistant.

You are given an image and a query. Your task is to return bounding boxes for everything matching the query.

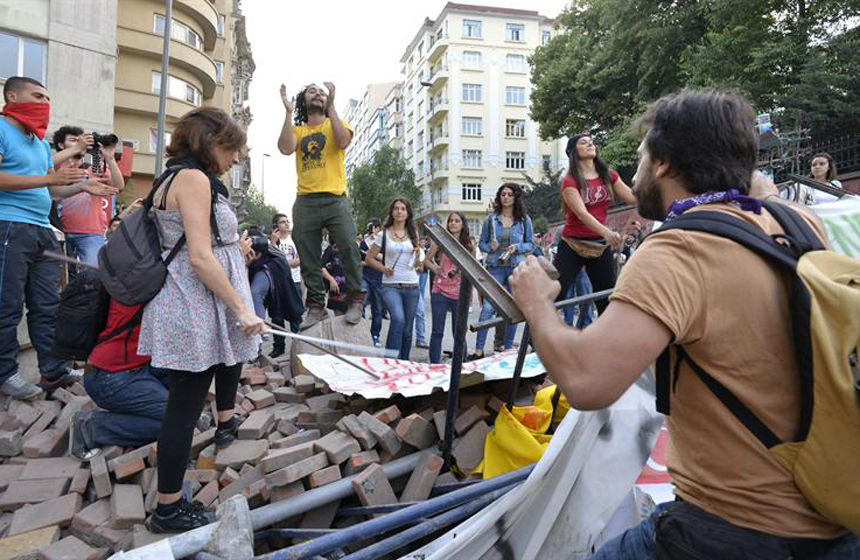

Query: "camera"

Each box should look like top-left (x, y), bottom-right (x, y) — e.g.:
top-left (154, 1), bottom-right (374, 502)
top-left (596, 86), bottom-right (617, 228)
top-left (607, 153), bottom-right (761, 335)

top-left (85, 132), bottom-right (120, 175)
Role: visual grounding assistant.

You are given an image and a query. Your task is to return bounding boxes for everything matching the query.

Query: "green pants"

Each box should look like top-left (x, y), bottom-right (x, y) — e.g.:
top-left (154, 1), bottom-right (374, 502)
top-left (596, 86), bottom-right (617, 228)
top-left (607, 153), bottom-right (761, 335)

top-left (292, 193), bottom-right (363, 307)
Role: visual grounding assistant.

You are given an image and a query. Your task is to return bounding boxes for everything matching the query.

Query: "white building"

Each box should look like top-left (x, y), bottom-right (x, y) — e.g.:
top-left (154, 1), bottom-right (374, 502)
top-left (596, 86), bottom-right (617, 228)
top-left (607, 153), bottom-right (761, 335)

top-left (343, 81), bottom-right (400, 175)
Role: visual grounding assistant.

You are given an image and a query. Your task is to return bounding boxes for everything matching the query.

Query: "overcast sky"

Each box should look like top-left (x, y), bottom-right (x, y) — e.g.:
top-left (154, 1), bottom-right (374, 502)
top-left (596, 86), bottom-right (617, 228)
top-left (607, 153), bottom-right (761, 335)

top-left (243, 0), bottom-right (569, 216)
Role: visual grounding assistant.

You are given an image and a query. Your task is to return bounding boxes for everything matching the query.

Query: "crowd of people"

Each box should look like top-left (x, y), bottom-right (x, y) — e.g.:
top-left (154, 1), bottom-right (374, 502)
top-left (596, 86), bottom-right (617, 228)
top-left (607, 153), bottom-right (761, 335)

top-left (1, 73), bottom-right (857, 555)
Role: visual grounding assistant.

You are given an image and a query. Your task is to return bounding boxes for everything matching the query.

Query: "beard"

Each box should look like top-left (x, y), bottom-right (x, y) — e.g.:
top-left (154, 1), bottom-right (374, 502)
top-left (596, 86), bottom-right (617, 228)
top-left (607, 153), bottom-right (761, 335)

top-left (634, 168), bottom-right (666, 221)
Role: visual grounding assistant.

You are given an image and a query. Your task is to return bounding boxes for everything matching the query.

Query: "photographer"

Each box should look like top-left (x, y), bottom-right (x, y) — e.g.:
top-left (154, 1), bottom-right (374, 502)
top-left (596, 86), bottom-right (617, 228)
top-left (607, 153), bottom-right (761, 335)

top-left (53, 126), bottom-right (124, 268)
top-left (246, 227), bottom-right (303, 359)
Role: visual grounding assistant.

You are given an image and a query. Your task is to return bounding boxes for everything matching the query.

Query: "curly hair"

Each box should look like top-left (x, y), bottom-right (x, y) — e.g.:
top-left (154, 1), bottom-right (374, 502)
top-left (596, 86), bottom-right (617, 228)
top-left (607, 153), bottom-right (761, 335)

top-left (383, 198), bottom-right (418, 247)
top-left (492, 183), bottom-right (528, 223)
top-left (293, 85), bottom-right (329, 126)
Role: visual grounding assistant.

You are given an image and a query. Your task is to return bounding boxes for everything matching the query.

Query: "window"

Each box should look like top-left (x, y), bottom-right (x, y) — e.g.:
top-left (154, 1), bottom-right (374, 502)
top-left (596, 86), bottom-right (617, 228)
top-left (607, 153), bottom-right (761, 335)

top-left (151, 71), bottom-right (202, 106)
top-left (217, 14), bottom-right (226, 36)
top-left (155, 15), bottom-right (203, 50)
top-left (395, 98), bottom-right (402, 112)
top-left (506, 23), bottom-right (525, 42)
top-left (506, 86), bottom-right (526, 105)
top-left (506, 54), bottom-right (526, 72)
top-left (462, 50), bottom-right (482, 70)
top-left (0, 31), bottom-right (46, 82)
top-left (417, 41), bottom-right (423, 58)
top-left (463, 19), bottom-right (482, 38)
top-left (541, 30), bottom-right (551, 45)
top-left (506, 151), bottom-right (525, 170)
top-left (148, 128), bottom-right (172, 153)
top-left (506, 119), bottom-right (525, 137)
top-left (462, 183), bottom-right (482, 201)
top-left (462, 150), bottom-right (482, 168)
top-left (462, 117), bottom-right (482, 136)
top-left (462, 83), bottom-right (482, 102)
top-left (395, 124), bottom-right (403, 138)
top-left (215, 61), bottom-right (224, 84)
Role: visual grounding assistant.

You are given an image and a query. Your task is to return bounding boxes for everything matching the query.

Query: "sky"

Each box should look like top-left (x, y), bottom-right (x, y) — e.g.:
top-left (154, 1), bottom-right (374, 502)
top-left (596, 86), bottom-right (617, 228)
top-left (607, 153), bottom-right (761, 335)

top-left (243, 0), bottom-right (569, 215)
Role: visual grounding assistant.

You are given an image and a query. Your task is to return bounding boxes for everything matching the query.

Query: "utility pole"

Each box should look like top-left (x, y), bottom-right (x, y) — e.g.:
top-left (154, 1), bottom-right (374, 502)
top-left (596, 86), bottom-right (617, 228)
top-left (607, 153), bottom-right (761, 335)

top-left (155, 0), bottom-right (173, 176)
top-left (262, 153), bottom-right (271, 200)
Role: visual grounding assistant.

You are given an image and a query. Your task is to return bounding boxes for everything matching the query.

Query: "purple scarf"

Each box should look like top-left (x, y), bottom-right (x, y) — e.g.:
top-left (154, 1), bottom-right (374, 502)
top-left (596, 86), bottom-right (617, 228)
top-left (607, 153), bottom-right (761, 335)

top-left (665, 189), bottom-right (762, 221)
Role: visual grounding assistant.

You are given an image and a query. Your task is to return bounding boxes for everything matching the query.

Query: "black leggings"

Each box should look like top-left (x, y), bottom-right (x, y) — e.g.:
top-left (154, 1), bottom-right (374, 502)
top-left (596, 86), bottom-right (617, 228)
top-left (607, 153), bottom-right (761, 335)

top-left (157, 363), bottom-right (242, 494)
top-left (555, 241), bottom-right (617, 317)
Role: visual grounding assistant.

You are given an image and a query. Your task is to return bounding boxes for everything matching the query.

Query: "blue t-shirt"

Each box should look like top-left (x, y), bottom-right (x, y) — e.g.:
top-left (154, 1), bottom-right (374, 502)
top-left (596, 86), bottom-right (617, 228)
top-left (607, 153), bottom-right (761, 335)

top-left (0, 117), bottom-right (53, 227)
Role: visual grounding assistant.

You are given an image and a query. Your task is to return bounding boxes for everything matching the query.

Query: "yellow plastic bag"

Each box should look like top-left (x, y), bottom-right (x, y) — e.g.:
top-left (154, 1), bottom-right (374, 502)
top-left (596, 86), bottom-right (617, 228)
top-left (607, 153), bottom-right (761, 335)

top-left (475, 385), bottom-right (570, 479)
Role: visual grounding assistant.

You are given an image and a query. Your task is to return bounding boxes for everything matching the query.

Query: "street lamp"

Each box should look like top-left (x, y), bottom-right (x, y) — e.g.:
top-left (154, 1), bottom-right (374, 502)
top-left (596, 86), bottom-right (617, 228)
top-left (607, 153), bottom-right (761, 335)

top-left (262, 153), bottom-right (271, 199)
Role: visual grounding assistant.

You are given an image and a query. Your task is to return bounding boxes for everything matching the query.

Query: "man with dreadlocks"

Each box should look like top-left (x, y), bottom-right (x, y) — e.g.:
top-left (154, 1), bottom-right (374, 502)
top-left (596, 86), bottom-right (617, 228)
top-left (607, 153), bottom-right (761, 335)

top-left (277, 82), bottom-right (364, 328)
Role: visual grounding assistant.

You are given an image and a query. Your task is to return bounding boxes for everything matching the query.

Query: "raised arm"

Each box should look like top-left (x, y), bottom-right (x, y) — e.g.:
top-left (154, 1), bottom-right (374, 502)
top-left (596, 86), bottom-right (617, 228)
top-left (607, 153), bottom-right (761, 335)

top-left (323, 82), bottom-right (353, 149)
top-left (277, 84), bottom-right (297, 156)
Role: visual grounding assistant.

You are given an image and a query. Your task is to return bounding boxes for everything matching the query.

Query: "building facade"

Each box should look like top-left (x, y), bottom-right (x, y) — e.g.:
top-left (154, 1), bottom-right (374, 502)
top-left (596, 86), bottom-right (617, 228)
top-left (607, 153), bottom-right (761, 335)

top-left (114, 0), bottom-right (254, 208)
top-left (343, 81), bottom-right (400, 175)
top-left (0, 0), bottom-right (118, 133)
top-left (398, 3), bottom-right (566, 234)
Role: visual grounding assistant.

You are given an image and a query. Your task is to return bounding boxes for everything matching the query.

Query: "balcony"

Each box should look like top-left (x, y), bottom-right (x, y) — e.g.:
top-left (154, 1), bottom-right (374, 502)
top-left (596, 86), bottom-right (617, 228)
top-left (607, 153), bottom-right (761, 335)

top-left (429, 99), bottom-right (449, 121)
top-left (429, 65), bottom-right (449, 88)
top-left (118, 26), bottom-right (217, 97)
top-left (115, 87), bottom-right (198, 119)
top-left (428, 134), bottom-right (449, 153)
top-left (175, 0), bottom-right (219, 50)
top-left (428, 33), bottom-right (448, 62)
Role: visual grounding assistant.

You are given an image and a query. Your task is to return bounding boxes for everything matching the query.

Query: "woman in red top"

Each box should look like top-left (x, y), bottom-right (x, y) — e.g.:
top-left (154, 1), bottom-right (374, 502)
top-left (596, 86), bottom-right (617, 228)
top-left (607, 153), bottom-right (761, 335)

top-left (557, 134), bottom-right (636, 317)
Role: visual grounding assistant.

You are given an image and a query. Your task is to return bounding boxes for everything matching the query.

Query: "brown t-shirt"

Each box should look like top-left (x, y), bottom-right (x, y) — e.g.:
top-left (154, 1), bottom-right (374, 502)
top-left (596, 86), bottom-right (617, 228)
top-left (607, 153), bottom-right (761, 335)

top-left (612, 202), bottom-right (845, 538)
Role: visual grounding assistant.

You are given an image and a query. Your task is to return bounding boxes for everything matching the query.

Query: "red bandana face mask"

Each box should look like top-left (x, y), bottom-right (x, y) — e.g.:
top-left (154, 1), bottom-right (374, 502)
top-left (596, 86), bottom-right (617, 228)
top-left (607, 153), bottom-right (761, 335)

top-left (1, 102), bottom-right (51, 140)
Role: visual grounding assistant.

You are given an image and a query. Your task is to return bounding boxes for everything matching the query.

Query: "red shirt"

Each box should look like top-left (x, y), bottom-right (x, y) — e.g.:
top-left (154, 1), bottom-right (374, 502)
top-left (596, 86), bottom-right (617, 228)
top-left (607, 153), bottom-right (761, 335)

top-left (560, 169), bottom-right (619, 239)
top-left (57, 159), bottom-right (112, 234)
top-left (88, 300), bottom-right (150, 372)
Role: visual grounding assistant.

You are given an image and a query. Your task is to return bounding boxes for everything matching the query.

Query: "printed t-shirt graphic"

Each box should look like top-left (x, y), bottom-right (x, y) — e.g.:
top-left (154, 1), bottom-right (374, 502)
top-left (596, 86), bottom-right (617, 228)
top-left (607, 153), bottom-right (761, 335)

top-left (293, 118), bottom-right (353, 196)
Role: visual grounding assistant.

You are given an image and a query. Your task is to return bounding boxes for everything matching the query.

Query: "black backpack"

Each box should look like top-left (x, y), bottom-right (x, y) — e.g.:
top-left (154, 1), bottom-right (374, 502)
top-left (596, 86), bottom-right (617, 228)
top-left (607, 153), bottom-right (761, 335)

top-left (98, 165), bottom-right (222, 305)
top-left (51, 269), bottom-right (110, 360)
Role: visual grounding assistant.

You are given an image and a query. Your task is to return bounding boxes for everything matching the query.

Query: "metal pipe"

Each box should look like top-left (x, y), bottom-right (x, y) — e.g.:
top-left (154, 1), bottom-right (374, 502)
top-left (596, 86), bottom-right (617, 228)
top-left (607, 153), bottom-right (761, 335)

top-left (257, 465), bottom-right (535, 560)
top-left (154, 0), bottom-right (172, 176)
top-left (443, 276), bottom-right (472, 471)
top-left (339, 486), bottom-right (516, 560)
top-left (120, 453), bottom-right (424, 559)
top-left (506, 323), bottom-right (531, 410)
top-left (470, 288), bottom-right (614, 331)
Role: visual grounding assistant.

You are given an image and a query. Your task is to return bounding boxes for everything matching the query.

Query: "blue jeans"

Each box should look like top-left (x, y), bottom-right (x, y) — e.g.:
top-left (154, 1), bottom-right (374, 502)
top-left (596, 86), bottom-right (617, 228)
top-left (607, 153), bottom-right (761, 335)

top-left (475, 266), bottom-right (517, 352)
top-left (429, 291), bottom-right (465, 364)
top-left (0, 221), bottom-right (67, 383)
top-left (65, 232), bottom-right (105, 267)
top-left (362, 274), bottom-right (383, 339)
top-left (594, 501), bottom-right (860, 559)
top-left (82, 365), bottom-right (169, 448)
top-left (574, 268), bottom-right (593, 329)
top-left (380, 285), bottom-right (419, 360)
top-left (414, 272), bottom-right (428, 343)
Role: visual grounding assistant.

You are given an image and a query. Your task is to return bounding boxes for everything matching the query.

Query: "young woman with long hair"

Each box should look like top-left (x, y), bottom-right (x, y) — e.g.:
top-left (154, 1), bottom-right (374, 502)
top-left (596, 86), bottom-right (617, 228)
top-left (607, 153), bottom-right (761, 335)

top-left (423, 212), bottom-right (474, 364)
top-left (138, 107), bottom-right (264, 532)
top-left (556, 134), bottom-right (636, 321)
top-left (471, 183), bottom-right (534, 360)
top-left (364, 198), bottom-right (423, 360)
top-left (809, 152), bottom-right (843, 204)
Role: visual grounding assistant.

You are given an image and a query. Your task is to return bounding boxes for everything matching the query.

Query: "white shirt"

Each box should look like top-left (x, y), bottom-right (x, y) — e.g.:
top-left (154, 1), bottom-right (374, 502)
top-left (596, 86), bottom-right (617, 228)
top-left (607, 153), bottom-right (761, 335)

top-left (372, 230), bottom-right (423, 285)
top-left (276, 235), bottom-right (301, 283)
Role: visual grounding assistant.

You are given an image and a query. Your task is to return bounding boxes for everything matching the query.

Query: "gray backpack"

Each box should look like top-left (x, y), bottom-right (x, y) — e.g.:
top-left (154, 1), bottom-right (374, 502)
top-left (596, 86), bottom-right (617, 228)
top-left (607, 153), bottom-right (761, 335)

top-left (98, 165), bottom-right (221, 305)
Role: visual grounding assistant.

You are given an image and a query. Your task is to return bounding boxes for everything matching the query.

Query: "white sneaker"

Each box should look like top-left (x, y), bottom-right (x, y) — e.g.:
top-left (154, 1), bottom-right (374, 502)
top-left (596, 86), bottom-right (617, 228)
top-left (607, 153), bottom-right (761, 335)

top-left (1, 373), bottom-right (42, 400)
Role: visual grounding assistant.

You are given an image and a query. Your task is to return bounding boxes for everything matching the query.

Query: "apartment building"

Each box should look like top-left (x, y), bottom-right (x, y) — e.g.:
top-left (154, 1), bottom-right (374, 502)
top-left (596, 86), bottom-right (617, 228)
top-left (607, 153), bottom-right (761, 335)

top-left (399, 3), bottom-right (566, 234)
top-left (114, 0), bottom-right (255, 209)
top-left (343, 81), bottom-right (400, 175)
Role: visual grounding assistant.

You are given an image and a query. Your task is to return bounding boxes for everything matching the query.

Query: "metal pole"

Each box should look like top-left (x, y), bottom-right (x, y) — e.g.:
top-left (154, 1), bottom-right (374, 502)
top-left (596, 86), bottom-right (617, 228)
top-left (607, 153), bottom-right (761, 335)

top-left (505, 323), bottom-right (531, 410)
top-left (442, 275), bottom-right (472, 472)
top-left (470, 288), bottom-right (615, 331)
top-left (261, 154), bottom-right (266, 199)
top-left (154, 0), bottom-right (172, 176)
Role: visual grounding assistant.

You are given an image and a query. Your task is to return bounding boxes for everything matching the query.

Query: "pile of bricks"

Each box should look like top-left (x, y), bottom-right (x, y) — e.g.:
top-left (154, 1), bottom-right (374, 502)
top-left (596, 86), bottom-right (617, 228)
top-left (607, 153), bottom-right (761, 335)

top-left (0, 354), bottom-right (540, 559)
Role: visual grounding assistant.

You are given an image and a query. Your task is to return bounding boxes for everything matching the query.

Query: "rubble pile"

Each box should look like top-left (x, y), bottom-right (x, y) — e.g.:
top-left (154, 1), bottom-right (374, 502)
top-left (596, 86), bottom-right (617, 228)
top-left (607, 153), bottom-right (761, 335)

top-left (0, 353), bottom-right (543, 559)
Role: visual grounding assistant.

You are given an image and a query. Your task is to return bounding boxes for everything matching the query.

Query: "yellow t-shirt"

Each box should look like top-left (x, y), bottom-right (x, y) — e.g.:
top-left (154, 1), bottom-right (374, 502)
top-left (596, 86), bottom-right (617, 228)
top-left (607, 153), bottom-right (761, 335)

top-left (612, 202), bottom-right (844, 539)
top-left (293, 118), bottom-right (353, 196)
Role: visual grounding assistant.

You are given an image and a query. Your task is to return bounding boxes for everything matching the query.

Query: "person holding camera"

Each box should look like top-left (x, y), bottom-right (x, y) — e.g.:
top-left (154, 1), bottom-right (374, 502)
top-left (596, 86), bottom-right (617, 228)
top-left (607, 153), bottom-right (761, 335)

top-left (53, 126), bottom-right (125, 269)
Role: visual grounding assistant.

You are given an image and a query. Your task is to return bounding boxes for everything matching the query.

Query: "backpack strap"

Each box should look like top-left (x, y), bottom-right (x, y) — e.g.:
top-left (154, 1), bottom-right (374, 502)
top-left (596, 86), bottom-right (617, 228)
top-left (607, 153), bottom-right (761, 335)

top-left (546, 385), bottom-right (563, 435)
top-left (97, 305), bottom-right (144, 344)
top-left (655, 208), bottom-right (815, 444)
top-left (381, 229), bottom-right (387, 266)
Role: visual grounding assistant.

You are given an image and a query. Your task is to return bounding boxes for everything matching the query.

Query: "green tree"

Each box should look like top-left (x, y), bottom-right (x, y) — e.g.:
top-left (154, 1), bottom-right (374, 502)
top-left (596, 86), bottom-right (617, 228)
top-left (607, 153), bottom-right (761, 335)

top-left (349, 146), bottom-right (421, 230)
top-left (522, 162), bottom-right (565, 225)
top-left (242, 186), bottom-right (280, 232)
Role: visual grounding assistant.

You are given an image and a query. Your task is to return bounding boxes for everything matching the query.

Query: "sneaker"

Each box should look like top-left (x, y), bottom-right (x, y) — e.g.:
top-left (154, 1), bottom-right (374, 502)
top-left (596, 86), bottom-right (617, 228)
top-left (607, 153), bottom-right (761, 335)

top-left (1, 373), bottom-right (42, 400)
top-left (69, 411), bottom-right (101, 461)
top-left (300, 303), bottom-right (329, 330)
top-left (466, 351), bottom-right (484, 362)
top-left (269, 347), bottom-right (285, 359)
top-left (416, 340), bottom-right (429, 349)
top-left (146, 498), bottom-right (216, 533)
top-left (214, 415), bottom-right (241, 448)
top-left (38, 367), bottom-right (82, 391)
top-left (344, 292), bottom-right (365, 325)
top-left (372, 336), bottom-right (381, 348)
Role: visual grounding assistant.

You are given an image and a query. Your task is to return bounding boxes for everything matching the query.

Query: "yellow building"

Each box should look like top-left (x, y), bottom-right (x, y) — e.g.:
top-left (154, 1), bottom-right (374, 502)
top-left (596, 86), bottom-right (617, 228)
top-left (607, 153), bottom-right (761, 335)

top-left (399, 3), bottom-right (566, 234)
top-left (114, 0), bottom-right (254, 209)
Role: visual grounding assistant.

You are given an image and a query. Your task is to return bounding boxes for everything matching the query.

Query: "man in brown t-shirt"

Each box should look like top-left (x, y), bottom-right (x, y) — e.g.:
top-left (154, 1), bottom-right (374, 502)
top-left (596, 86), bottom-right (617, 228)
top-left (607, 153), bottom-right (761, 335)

top-left (510, 91), bottom-right (858, 559)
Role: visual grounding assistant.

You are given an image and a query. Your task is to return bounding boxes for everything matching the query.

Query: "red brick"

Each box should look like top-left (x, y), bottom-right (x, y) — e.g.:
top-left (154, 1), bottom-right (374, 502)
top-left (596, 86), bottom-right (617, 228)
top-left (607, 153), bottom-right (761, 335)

top-left (487, 396), bottom-right (505, 413)
top-left (107, 445), bottom-right (154, 472)
top-left (248, 371), bottom-right (268, 386)
top-left (357, 411), bottom-right (401, 455)
top-left (237, 409), bottom-right (275, 439)
top-left (343, 450), bottom-right (380, 476)
top-left (38, 535), bottom-right (106, 560)
top-left (313, 430), bottom-right (360, 464)
top-left (70, 499), bottom-right (110, 538)
top-left (400, 451), bottom-right (443, 502)
top-left (242, 478), bottom-right (270, 508)
top-left (197, 444), bottom-right (217, 470)
top-left (265, 371), bottom-right (286, 387)
top-left (270, 481), bottom-right (304, 503)
top-left (8, 493), bottom-right (82, 536)
top-left (395, 414), bottom-right (437, 449)
top-left (305, 394), bottom-right (344, 411)
top-left (214, 439), bottom-right (269, 470)
top-left (374, 405), bottom-right (402, 425)
top-left (452, 420), bottom-right (490, 473)
top-left (299, 500), bottom-right (340, 529)
top-left (239, 399), bottom-right (255, 415)
top-left (219, 464), bottom-right (264, 502)
top-left (90, 454), bottom-right (112, 499)
top-left (0, 478), bottom-right (70, 510)
top-left (271, 428), bottom-right (320, 449)
top-left (273, 387), bottom-right (305, 404)
top-left (260, 441), bottom-right (315, 473)
top-left (113, 457), bottom-right (145, 482)
top-left (194, 480), bottom-right (219, 508)
top-left (22, 408), bottom-right (57, 441)
top-left (7, 402), bottom-right (40, 432)
top-left (185, 469), bottom-right (218, 484)
top-left (246, 389), bottom-right (276, 409)
top-left (352, 463), bottom-right (397, 516)
top-left (190, 428), bottom-right (216, 457)
top-left (69, 468), bottom-right (90, 494)
top-left (0, 429), bottom-right (22, 456)
top-left (340, 414), bottom-right (377, 450)
top-left (109, 484), bottom-right (145, 529)
top-left (292, 375), bottom-right (316, 393)
top-left (0, 526), bottom-right (60, 558)
top-left (308, 465), bottom-right (341, 488)
top-left (21, 428), bottom-right (67, 458)
top-left (91, 524), bottom-right (131, 550)
top-left (17, 457), bottom-right (79, 481)
top-left (276, 419), bottom-right (298, 436)
top-left (433, 410), bottom-right (447, 440)
top-left (454, 405), bottom-right (485, 436)
top-left (0, 464), bottom-right (22, 490)
top-left (265, 452), bottom-right (328, 488)
top-left (218, 467), bottom-right (239, 488)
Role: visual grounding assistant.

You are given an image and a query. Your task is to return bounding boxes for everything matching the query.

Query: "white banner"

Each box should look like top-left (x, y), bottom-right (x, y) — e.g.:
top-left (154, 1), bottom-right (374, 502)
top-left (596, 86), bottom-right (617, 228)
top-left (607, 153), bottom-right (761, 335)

top-left (812, 196), bottom-right (860, 258)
